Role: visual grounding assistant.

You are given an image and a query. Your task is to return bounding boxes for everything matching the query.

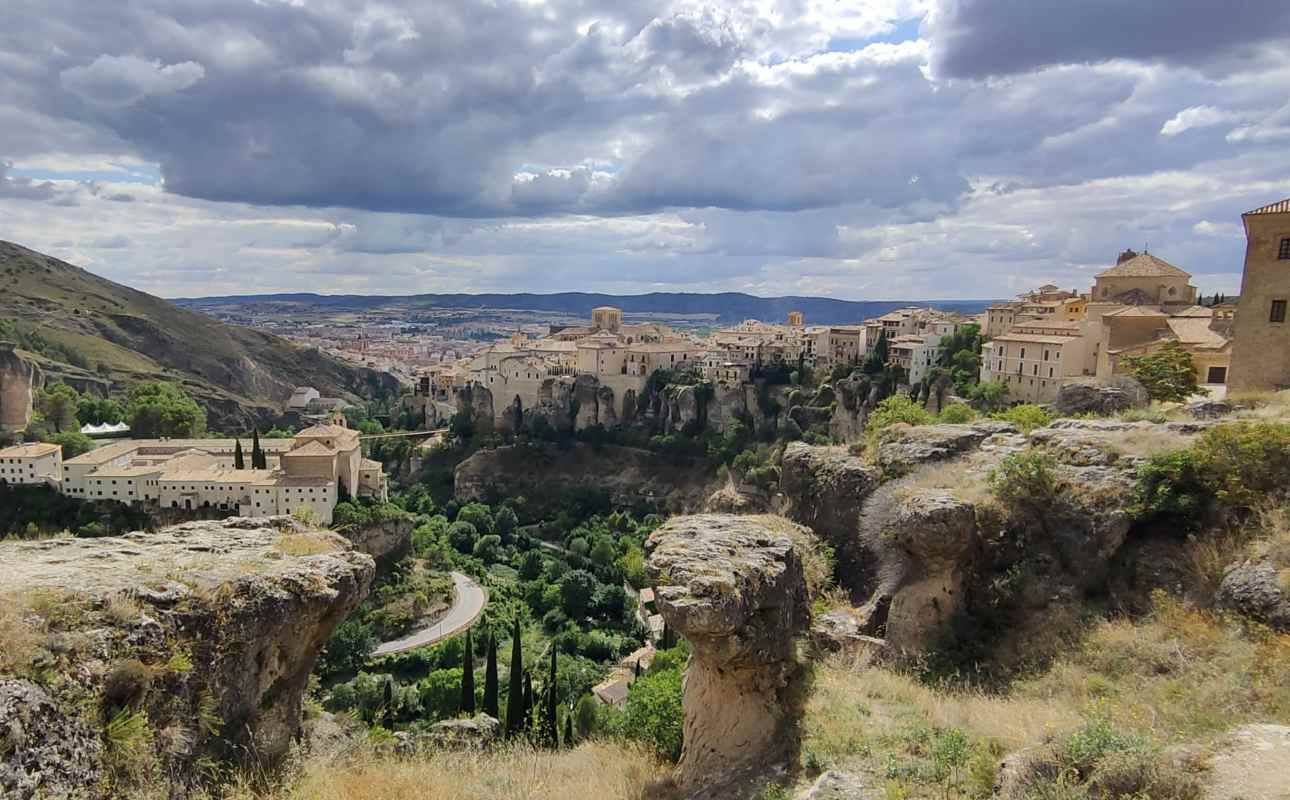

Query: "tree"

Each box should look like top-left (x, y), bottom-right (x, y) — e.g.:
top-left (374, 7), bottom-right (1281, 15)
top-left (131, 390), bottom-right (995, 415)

top-left (45, 431), bottom-right (94, 458)
top-left (541, 645), bottom-right (559, 747)
top-left (382, 678), bottom-right (395, 729)
top-left (574, 694), bottom-right (599, 737)
top-left (76, 395), bottom-right (124, 426)
top-left (559, 570), bottom-right (599, 620)
top-left (564, 709), bottom-right (574, 747)
top-left (234, 439), bottom-right (245, 470)
top-left (35, 383), bottom-right (79, 434)
top-left (969, 380), bottom-right (1008, 413)
top-left (461, 629), bottom-right (476, 715)
top-left (1121, 341), bottom-right (1201, 402)
top-left (125, 382), bottom-right (205, 438)
top-left (494, 505), bottom-right (519, 541)
top-left (505, 618), bottom-right (525, 737)
top-left (251, 429), bottom-right (266, 469)
top-left (457, 502), bottom-right (494, 533)
top-left (448, 520), bottom-right (479, 553)
top-left (472, 534), bottom-right (503, 563)
top-left (483, 634), bottom-right (500, 719)
top-left (518, 550), bottom-right (544, 581)
top-left (864, 330), bottom-right (889, 374)
top-left (522, 672), bottom-right (536, 735)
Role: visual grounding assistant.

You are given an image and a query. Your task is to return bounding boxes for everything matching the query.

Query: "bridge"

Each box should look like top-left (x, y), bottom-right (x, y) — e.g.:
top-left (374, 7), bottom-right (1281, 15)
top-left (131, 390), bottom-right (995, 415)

top-left (357, 427), bottom-right (448, 442)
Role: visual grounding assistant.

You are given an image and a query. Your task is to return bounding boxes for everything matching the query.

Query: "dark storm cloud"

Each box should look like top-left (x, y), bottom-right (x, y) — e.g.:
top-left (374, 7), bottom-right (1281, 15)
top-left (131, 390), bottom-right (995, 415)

top-left (926, 0), bottom-right (1290, 79)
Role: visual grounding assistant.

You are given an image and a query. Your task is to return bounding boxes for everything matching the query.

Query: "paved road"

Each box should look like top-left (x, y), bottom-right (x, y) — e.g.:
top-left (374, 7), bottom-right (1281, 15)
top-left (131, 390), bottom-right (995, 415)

top-left (371, 571), bottom-right (487, 657)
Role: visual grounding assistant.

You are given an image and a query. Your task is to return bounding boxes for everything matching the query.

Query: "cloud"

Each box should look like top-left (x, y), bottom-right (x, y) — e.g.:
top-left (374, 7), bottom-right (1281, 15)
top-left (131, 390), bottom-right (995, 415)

top-left (1161, 106), bottom-right (1241, 138)
top-left (60, 55), bottom-right (206, 107)
top-left (926, 0), bottom-right (1290, 79)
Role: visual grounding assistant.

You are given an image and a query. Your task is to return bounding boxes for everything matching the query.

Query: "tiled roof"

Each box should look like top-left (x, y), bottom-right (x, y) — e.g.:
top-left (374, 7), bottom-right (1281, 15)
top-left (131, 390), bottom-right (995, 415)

top-left (1096, 253), bottom-right (1191, 279)
top-left (1104, 306), bottom-right (1168, 318)
top-left (285, 441), bottom-right (335, 457)
top-left (1245, 198), bottom-right (1290, 216)
top-left (1166, 318), bottom-right (1230, 349)
top-left (0, 442), bottom-right (62, 458)
top-left (296, 424), bottom-right (356, 439)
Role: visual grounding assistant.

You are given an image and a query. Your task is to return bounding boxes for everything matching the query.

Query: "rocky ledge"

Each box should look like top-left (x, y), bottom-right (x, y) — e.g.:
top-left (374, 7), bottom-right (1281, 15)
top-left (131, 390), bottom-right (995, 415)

top-left (646, 514), bottom-right (812, 799)
top-left (0, 516), bottom-right (375, 799)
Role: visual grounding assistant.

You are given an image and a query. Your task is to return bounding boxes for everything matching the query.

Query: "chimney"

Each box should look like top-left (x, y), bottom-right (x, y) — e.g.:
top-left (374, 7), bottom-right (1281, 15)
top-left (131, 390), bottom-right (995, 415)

top-left (1117, 248), bottom-right (1139, 265)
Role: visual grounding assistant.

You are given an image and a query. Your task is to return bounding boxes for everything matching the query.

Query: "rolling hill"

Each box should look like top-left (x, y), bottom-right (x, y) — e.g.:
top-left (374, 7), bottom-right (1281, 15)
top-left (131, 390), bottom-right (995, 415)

top-left (0, 241), bottom-right (397, 432)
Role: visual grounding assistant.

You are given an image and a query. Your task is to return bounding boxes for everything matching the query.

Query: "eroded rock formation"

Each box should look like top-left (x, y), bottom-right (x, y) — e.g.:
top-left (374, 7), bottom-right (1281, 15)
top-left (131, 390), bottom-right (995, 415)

top-left (646, 514), bottom-right (811, 799)
top-left (1051, 376), bottom-right (1149, 416)
top-left (0, 516), bottom-right (374, 799)
top-left (0, 342), bottom-right (41, 433)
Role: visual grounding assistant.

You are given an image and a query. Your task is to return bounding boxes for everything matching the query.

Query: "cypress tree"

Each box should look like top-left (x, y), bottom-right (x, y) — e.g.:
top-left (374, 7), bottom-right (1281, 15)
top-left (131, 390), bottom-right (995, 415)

top-left (541, 645), bottom-right (558, 747)
top-left (505, 618), bottom-right (524, 737)
top-left (522, 672), bottom-right (535, 735)
top-left (483, 633), bottom-right (499, 719)
top-left (564, 709), bottom-right (574, 748)
top-left (382, 678), bottom-right (394, 729)
top-left (234, 439), bottom-right (245, 470)
top-left (251, 428), bottom-right (265, 469)
top-left (634, 658), bottom-right (642, 679)
top-left (461, 629), bottom-right (476, 715)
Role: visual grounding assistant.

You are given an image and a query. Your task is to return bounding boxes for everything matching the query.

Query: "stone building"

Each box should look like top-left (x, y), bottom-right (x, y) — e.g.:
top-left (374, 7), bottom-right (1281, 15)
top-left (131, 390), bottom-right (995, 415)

top-left (1092, 250), bottom-right (1198, 306)
top-left (1228, 198), bottom-right (1290, 393)
top-left (0, 441), bottom-right (62, 486)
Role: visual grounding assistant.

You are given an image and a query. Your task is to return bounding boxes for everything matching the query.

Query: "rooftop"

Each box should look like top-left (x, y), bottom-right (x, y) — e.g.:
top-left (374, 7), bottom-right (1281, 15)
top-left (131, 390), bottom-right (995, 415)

top-left (0, 442), bottom-right (62, 458)
top-left (992, 333), bottom-right (1080, 345)
top-left (1096, 252), bottom-right (1191, 280)
top-left (1166, 318), bottom-right (1230, 350)
top-left (1245, 198), bottom-right (1290, 216)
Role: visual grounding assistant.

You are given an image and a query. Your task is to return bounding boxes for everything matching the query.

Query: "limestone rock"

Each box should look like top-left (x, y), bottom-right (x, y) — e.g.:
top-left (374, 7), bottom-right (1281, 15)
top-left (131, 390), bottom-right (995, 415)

top-left (646, 514), bottom-right (811, 799)
top-left (340, 515), bottom-right (414, 568)
top-left (883, 491), bottom-right (979, 651)
top-left (0, 342), bottom-right (41, 433)
top-left (876, 422), bottom-right (1014, 475)
top-left (1051, 377), bottom-right (1149, 416)
top-left (1217, 560), bottom-right (1290, 631)
top-left (1200, 724), bottom-right (1290, 800)
top-left (809, 610), bottom-right (887, 657)
top-left (1187, 399), bottom-right (1234, 419)
top-left (780, 443), bottom-right (879, 547)
top-left (795, 770), bottom-right (876, 799)
top-left (425, 714), bottom-right (501, 750)
top-left (0, 679), bottom-right (103, 799)
top-left (0, 516), bottom-right (375, 798)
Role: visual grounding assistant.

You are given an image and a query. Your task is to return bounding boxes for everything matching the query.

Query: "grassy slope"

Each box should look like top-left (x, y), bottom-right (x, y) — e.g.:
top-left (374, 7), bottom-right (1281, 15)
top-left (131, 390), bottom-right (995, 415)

top-left (0, 241), bottom-right (391, 428)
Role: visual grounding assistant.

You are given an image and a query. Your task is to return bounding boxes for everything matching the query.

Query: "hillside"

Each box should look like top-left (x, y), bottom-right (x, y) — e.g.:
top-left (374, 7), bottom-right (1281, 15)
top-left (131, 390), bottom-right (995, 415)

top-left (0, 241), bottom-right (397, 431)
top-left (173, 290), bottom-right (994, 325)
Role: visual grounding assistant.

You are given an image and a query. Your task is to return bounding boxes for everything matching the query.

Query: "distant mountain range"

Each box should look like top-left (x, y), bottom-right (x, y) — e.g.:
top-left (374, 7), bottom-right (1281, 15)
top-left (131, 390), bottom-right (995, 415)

top-left (172, 291), bottom-right (997, 325)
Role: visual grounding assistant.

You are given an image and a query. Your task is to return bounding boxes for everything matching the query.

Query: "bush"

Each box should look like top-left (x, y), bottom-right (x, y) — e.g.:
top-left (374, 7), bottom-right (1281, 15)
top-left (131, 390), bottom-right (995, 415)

top-left (989, 450), bottom-right (1065, 521)
top-left (1132, 421), bottom-right (1290, 525)
top-left (992, 404), bottom-right (1053, 433)
top-left (867, 394), bottom-right (933, 433)
top-left (936, 403), bottom-right (976, 424)
top-left (1122, 341), bottom-right (1200, 402)
top-left (614, 663), bottom-right (684, 761)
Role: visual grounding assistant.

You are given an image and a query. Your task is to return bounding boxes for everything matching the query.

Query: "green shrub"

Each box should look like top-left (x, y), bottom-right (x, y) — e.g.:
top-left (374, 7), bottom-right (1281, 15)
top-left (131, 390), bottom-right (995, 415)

top-left (936, 403), bottom-right (977, 424)
top-left (1132, 421), bottom-right (1290, 525)
top-left (867, 395), bottom-right (933, 433)
top-left (616, 663), bottom-right (684, 761)
top-left (1121, 341), bottom-right (1200, 402)
top-left (989, 450), bottom-right (1065, 521)
top-left (992, 404), bottom-right (1053, 433)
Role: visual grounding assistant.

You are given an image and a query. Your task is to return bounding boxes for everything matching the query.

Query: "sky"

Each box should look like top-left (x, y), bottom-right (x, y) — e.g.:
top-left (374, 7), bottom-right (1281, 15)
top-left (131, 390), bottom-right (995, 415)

top-left (2, 0), bottom-right (1289, 301)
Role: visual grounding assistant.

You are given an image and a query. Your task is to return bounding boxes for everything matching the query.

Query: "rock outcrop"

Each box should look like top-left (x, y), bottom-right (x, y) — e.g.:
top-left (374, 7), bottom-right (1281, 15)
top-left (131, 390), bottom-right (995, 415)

top-left (0, 516), bottom-right (374, 799)
top-left (0, 342), bottom-right (41, 433)
top-left (646, 514), bottom-right (811, 799)
top-left (341, 515), bottom-right (415, 569)
top-left (1051, 376), bottom-right (1149, 416)
top-left (882, 491), bottom-right (980, 651)
top-left (875, 422), bottom-right (1016, 475)
top-left (795, 770), bottom-right (876, 800)
top-left (1217, 560), bottom-right (1290, 631)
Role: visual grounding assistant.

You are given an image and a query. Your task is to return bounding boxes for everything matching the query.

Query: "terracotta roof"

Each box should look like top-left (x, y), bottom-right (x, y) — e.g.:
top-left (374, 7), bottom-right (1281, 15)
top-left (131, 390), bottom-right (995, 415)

top-left (1171, 305), bottom-right (1214, 318)
top-left (1166, 318), bottom-right (1230, 349)
top-left (1104, 306), bottom-right (1168, 318)
top-left (296, 424), bottom-right (356, 439)
top-left (0, 442), bottom-right (63, 458)
top-left (1096, 253), bottom-right (1191, 279)
top-left (285, 441), bottom-right (336, 457)
top-left (1245, 198), bottom-right (1290, 216)
top-left (993, 333), bottom-right (1079, 345)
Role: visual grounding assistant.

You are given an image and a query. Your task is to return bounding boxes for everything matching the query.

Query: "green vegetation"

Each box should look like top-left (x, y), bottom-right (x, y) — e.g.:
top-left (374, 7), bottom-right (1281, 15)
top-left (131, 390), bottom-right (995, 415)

top-left (936, 323), bottom-right (984, 396)
top-left (1132, 420), bottom-right (1290, 527)
top-left (0, 483), bottom-right (149, 539)
top-left (991, 403), bottom-right (1053, 433)
top-left (1121, 341), bottom-right (1200, 402)
top-left (125, 381), bottom-right (206, 438)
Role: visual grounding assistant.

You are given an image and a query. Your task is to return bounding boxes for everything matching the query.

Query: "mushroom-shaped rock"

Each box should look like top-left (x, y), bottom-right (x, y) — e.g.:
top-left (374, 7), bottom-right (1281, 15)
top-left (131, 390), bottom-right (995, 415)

top-left (646, 514), bottom-right (811, 799)
top-left (883, 490), bottom-right (979, 652)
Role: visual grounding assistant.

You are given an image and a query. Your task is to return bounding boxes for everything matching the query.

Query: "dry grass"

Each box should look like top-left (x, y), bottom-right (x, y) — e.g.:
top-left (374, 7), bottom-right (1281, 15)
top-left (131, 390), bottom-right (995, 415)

top-left (0, 593), bottom-right (46, 676)
top-left (275, 533), bottom-right (343, 557)
top-left (1229, 389), bottom-right (1290, 422)
top-left (896, 458), bottom-right (995, 507)
top-left (240, 741), bottom-right (673, 800)
top-left (103, 594), bottom-right (146, 626)
top-left (749, 514), bottom-right (836, 597)
top-left (1106, 428), bottom-right (1197, 459)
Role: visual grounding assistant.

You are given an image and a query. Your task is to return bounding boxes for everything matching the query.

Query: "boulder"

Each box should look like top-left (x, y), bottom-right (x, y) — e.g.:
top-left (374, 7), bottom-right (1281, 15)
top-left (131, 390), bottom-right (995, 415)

top-left (340, 515), bottom-right (414, 568)
top-left (1051, 377), bottom-right (1149, 416)
top-left (646, 514), bottom-right (811, 799)
top-left (882, 491), bottom-right (979, 651)
top-left (1217, 560), bottom-right (1290, 631)
top-left (0, 516), bottom-right (374, 798)
top-left (426, 714), bottom-right (501, 750)
top-left (780, 443), bottom-right (880, 546)
top-left (1186, 398), bottom-right (1234, 419)
top-left (795, 770), bottom-right (876, 799)
top-left (809, 609), bottom-right (887, 657)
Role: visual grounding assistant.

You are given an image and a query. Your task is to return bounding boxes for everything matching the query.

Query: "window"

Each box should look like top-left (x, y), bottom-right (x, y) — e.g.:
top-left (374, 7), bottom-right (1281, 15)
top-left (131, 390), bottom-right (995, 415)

top-left (1280, 237), bottom-right (1290, 260)
top-left (1273, 300), bottom-right (1288, 324)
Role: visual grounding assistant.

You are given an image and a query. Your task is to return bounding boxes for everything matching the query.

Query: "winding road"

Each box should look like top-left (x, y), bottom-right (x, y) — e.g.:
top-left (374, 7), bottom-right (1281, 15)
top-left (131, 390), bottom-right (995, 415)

top-left (371, 571), bottom-right (487, 657)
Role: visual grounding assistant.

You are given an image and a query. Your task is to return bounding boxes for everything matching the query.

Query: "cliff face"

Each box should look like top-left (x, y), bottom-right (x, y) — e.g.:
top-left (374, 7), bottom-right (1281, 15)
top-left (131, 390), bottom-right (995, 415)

top-left (0, 517), bottom-right (374, 799)
top-left (0, 343), bottom-right (41, 433)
